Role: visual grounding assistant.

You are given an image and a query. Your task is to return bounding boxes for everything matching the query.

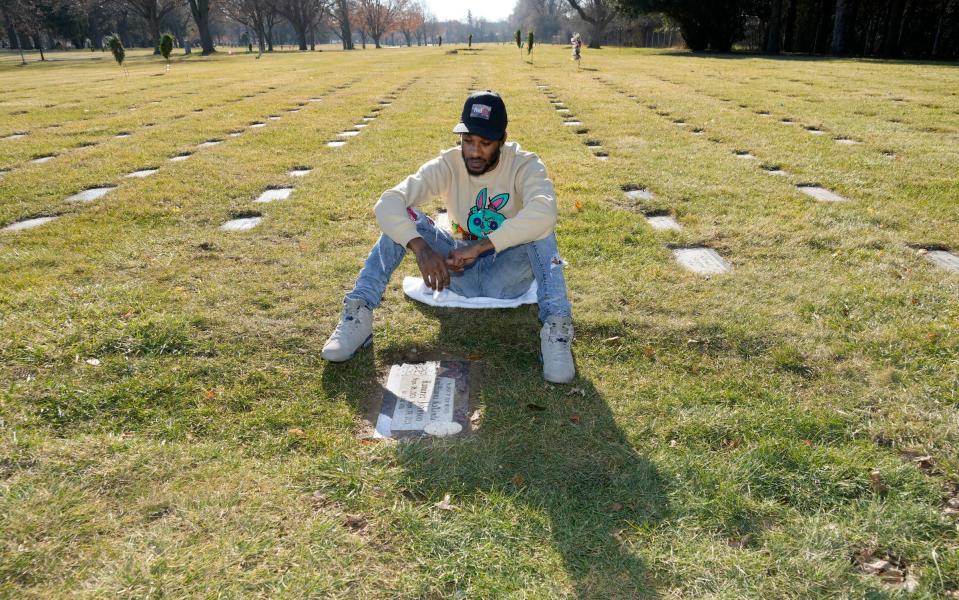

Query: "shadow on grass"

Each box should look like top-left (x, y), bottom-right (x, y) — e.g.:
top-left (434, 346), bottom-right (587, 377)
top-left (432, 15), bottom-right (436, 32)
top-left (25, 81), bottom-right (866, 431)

top-left (321, 303), bottom-right (670, 598)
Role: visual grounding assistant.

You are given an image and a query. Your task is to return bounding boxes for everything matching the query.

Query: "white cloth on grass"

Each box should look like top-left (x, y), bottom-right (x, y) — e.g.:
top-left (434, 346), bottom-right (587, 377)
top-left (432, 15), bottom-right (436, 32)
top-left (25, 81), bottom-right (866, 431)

top-left (402, 276), bottom-right (537, 309)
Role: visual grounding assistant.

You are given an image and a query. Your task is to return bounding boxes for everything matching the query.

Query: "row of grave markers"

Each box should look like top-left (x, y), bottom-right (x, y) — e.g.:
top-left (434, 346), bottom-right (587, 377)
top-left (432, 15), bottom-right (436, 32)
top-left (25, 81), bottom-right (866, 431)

top-left (539, 77), bottom-right (957, 276)
top-left (2, 78), bottom-right (374, 234)
top-left (595, 76), bottom-right (959, 274)
top-left (1, 83), bottom-right (301, 173)
top-left (222, 79), bottom-right (418, 232)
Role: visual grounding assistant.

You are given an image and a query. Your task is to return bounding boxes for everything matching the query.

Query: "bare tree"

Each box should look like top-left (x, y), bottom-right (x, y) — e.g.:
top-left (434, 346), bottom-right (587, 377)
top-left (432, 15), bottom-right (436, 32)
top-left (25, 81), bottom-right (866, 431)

top-left (397, 0), bottom-right (422, 46)
top-left (327, 0), bottom-right (354, 48)
top-left (356, 0), bottom-right (407, 48)
top-left (185, 0), bottom-right (216, 53)
top-left (221, 0), bottom-right (274, 53)
top-left (565, 0), bottom-right (616, 48)
top-left (275, 0), bottom-right (328, 49)
top-left (118, 0), bottom-right (177, 53)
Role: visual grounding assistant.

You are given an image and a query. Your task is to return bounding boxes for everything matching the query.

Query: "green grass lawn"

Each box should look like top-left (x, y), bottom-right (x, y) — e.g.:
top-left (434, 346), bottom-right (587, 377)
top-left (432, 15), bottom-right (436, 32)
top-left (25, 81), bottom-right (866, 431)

top-left (1, 44), bottom-right (957, 598)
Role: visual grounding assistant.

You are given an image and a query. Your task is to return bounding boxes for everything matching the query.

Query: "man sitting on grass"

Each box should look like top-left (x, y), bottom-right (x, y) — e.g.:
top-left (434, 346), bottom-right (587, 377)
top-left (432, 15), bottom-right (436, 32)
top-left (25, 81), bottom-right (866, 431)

top-left (322, 91), bottom-right (575, 383)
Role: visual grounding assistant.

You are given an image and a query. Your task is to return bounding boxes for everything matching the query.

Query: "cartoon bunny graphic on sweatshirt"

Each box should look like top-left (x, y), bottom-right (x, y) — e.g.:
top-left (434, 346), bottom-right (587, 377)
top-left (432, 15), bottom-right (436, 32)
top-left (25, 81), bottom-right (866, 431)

top-left (466, 187), bottom-right (510, 239)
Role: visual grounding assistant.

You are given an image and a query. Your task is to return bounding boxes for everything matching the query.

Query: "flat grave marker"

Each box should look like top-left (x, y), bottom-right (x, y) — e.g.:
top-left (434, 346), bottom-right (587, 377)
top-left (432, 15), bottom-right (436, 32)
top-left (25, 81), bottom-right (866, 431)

top-left (268, 116), bottom-right (281, 121)
top-left (564, 121), bottom-right (583, 126)
top-left (327, 140), bottom-right (347, 148)
top-left (797, 185), bottom-right (847, 202)
top-left (3, 216), bottom-right (59, 232)
top-left (673, 247), bottom-right (732, 274)
top-left (4, 133), bottom-right (27, 140)
top-left (338, 130), bottom-right (360, 137)
top-left (735, 151), bottom-right (757, 160)
top-left (249, 122), bottom-right (266, 129)
top-left (927, 250), bottom-right (959, 273)
top-left (288, 168), bottom-right (312, 177)
top-left (114, 133), bottom-right (131, 138)
top-left (834, 137), bottom-right (861, 145)
top-left (220, 216), bottom-right (262, 231)
top-left (624, 187), bottom-right (654, 201)
top-left (170, 152), bottom-right (192, 162)
top-left (647, 215), bottom-right (682, 231)
top-left (374, 361), bottom-right (470, 439)
top-left (66, 186), bottom-right (115, 202)
top-left (198, 139), bottom-right (222, 148)
top-left (126, 168), bottom-right (159, 178)
top-left (354, 123), bottom-right (368, 128)
top-left (255, 187), bottom-right (293, 203)
top-left (31, 155), bottom-right (55, 164)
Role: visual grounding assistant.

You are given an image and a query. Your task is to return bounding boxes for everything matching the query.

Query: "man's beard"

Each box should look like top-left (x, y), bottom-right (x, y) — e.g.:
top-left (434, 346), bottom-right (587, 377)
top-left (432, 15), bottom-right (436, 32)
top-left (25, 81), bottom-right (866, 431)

top-left (462, 145), bottom-right (501, 175)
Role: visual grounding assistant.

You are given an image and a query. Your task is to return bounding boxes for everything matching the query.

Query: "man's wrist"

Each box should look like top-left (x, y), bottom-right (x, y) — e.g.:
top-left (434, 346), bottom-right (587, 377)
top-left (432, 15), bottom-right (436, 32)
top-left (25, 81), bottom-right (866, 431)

top-left (406, 237), bottom-right (427, 253)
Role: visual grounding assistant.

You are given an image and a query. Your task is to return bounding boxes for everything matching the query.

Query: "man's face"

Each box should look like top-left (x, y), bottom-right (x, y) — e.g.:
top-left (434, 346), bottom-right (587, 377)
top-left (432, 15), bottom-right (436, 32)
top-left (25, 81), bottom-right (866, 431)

top-left (461, 133), bottom-right (505, 175)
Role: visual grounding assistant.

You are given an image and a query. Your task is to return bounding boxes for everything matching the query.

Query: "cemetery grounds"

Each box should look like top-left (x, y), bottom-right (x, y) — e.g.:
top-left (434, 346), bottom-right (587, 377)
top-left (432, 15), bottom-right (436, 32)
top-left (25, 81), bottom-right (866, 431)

top-left (1, 44), bottom-right (958, 598)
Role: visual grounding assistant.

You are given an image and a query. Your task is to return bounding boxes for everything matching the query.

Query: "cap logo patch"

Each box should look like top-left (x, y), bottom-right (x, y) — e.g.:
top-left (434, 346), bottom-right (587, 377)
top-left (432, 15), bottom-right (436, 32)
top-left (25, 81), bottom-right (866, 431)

top-left (470, 103), bottom-right (492, 120)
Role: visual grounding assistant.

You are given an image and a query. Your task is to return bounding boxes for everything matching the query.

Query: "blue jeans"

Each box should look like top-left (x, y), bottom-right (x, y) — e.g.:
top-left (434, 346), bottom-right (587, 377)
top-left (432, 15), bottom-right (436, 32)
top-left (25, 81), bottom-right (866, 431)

top-left (346, 210), bottom-right (572, 322)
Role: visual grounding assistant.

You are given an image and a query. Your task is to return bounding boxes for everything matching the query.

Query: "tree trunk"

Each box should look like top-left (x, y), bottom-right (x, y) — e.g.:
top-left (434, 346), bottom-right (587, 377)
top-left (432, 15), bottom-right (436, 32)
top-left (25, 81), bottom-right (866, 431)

top-left (766, 0), bottom-right (784, 53)
top-left (149, 6), bottom-right (161, 54)
top-left (296, 26), bottom-right (307, 50)
top-left (372, 33), bottom-right (380, 48)
top-left (587, 19), bottom-right (605, 49)
top-left (830, 0), bottom-right (850, 54)
top-left (187, 0), bottom-right (215, 54)
top-left (783, 0), bottom-right (797, 51)
top-left (340, 19), bottom-right (352, 49)
top-left (881, 0), bottom-right (906, 57)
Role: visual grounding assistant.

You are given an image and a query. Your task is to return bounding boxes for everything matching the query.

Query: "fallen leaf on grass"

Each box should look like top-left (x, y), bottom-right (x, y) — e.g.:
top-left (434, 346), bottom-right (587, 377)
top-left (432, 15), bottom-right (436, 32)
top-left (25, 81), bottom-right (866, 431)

top-left (511, 473), bottom-right (525, 487)
top-left (569, 415), bottom-right (581, 424)
top-left (466, 353), bottom-right (483, 361)
top-left (288, 427), bottom-right (305, 437)
top-left (643, 346), bottom-right (655, 360)
top-left (611, 529), bottom-right (626, 543)
top-left (204, 389), bottom-right (216, 400)
top-left (469, 409), bottom-right (482, 425)
top-left (575, 200), bottom-right (583, 211)
top-left (567, 387), bottom-right (586, 397)
top-left (609, 502), bottom-right (623, 512)
top-left (85, 358), bottom-right (101, 366)
top-left (434, 493), bottom-right (457, 511)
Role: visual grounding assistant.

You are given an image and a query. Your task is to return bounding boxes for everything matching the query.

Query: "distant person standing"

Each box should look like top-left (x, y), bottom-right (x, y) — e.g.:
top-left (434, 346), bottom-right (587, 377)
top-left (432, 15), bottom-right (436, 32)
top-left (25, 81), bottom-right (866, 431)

top-left (571, 33), bottom-right (582, 66)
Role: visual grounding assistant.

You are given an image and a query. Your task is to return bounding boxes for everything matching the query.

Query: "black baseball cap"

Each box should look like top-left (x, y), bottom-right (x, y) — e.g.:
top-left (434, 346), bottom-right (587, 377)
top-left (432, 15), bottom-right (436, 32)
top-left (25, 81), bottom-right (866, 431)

top-left (452, 91), bottom-right (507, 141)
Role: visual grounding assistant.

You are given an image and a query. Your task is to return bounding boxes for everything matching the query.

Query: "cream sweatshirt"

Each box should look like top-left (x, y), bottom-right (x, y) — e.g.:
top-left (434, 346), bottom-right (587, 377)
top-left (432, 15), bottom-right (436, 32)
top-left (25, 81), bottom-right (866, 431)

top-left (374, 142), bottom-right (557, 252)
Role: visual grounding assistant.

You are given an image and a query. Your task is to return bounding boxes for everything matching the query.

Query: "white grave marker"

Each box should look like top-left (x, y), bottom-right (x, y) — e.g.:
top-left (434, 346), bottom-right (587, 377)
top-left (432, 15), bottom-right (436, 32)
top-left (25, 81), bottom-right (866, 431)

top-left (198, 140), bottom-right (222, 148)
top-left (126, 168), bottom-right (159, 178)
top-left (327, 140), bottom-right (346, 148)
top-left (255, 187), bottom-right (293, 203)
top-left (564, 121), bottom-right (583, 126)
top-left (288, 168), bottom-right (312, 177)
top-left (797, 185), bottom-right (847, 202)
top-left (249, 122), bottom-right (266, 129)
top-left (31, 155), bottom-right (55, 164)
top-left (338, 130), bottom-right (360, 137)
top-left (735, 152), bottom-right (757, 160)
top-left (4, 133), bottom-right (27, 140)
top-left (834, 138), bottom-right (861, 145)
top-left (624, 188), bottom-right (654, 201)
top-left (66, 186), bottom-right (115, 202)
top-left (3, 216), bottom-right (59, 232)
top-left (927, 250), bottom-right (959, 273)
top-left (170, 153), bottom-right (191, 162)
top-left (220, 216), bottom-right (262, 231)
top-left (647, 215), bottom-right (682, 231)
top-left (673, 248), bottom-right (732, 274)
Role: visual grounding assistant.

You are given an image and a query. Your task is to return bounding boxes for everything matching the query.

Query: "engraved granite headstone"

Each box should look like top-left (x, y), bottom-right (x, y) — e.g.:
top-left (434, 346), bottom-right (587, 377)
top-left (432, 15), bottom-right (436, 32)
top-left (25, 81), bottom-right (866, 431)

top-left (375, 361), bottom-right (470, 439)
top-left (927, 250), bottom-right (959, 273)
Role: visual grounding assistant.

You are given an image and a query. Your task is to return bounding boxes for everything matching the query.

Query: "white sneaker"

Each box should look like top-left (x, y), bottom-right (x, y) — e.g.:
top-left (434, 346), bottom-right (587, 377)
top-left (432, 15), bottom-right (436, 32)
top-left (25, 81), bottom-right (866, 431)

top-left (541, 315), bottom-right (575, 383)
top-left (321, 299), bottom-right (373, 362)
